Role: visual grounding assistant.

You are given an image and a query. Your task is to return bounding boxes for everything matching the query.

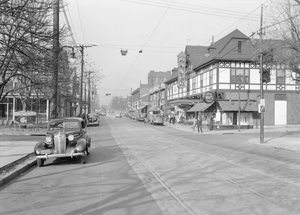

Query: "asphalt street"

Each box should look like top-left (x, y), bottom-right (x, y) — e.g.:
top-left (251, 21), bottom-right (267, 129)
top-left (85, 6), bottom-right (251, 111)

top-left (0, 116), bottom-right (300, 215)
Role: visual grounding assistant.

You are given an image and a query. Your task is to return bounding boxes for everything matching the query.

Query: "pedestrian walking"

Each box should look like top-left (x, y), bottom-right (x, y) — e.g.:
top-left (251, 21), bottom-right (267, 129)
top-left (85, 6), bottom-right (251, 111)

top-left (191, 116), bottom-right (196, 132)
top-left (172, 115), bottom-right (175, 125)
top-left (180, 114), bottom-right (184, 126)
top-left (209, 116), bottom-right (214, 131)
top-left (197, 114), bottom-right (203, 133)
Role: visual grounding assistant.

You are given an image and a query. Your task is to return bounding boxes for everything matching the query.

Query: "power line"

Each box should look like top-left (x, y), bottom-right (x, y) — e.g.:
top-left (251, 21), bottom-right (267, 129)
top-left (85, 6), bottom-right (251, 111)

top-left (60, 0), bottom-right (77, 45)
top-left (64, 1), bottom-right (79, 44)
top-left (75, 0), bottom-right (87, 43)
top-left (140, 0), bottom-right (175, 52)
top-left (122, 0), bottom-right (263, 21)
top-left (117, 0), bottom-right (175, 90)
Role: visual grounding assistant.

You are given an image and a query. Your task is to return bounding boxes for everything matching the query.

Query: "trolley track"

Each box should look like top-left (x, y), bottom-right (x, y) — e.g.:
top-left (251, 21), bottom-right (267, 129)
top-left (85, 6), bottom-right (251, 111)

top-left (106, 116), bottom-right (300, 214)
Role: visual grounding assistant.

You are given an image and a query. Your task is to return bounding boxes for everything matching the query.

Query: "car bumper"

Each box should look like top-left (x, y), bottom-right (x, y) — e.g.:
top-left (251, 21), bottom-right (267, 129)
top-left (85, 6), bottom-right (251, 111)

top-left (87, 122), bottom-right (99, 126)
top-left (36, 152), bottom-right (85, 160)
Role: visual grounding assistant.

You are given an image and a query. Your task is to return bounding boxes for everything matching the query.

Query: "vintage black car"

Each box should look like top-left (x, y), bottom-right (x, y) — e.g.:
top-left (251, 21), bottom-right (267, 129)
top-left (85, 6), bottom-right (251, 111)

top-left (87, 113), bottom-right (100, 126)
top-left (34, 117), bottom-right (91, 167)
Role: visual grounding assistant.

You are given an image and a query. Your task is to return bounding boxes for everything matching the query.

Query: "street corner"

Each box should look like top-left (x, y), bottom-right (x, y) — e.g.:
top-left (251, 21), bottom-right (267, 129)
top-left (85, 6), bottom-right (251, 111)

top-left (248, 136), bottom-right (300, 153)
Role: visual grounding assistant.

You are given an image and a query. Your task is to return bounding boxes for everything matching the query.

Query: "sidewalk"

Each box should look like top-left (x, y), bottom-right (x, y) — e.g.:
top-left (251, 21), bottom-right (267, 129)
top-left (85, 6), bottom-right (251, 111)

top-left (166, 123), bottom-right (300, 152)
top-left (0, 126), bottom-right (46, 187)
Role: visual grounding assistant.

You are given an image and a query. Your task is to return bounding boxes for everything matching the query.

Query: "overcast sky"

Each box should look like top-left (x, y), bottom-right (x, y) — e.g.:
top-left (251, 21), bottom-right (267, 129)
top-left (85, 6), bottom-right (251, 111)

top-left (63, 0), bottom-right (273, 105)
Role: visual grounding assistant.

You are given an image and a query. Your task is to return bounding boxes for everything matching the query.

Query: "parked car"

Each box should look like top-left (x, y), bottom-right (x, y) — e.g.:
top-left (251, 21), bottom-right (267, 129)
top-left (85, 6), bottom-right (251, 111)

top-left (148, 110), bottom-right (164, 125)
top-left (115, 113), bottom-right (122, 118)
top-left (87, 113), bottom-right (100, 126)
top-left (34, 117), bottom-right (91, 167)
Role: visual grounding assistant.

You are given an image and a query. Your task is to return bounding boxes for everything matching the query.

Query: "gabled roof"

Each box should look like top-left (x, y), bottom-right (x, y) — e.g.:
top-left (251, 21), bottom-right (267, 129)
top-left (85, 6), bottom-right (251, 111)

top-left (194, 29), bottom-right (256, 70)
top-left (185, 45), bottom-right (208, 69)
top-left (164, 69), bottom-right (178, 84)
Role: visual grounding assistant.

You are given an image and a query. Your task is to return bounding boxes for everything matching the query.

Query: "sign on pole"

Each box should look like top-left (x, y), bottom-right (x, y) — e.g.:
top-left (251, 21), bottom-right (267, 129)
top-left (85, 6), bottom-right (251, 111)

top-left (177, 51), bottom-right (186, 88)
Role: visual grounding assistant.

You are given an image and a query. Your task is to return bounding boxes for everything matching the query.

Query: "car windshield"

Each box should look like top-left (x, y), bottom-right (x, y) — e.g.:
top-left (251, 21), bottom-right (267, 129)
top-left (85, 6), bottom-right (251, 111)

top-left (49, 120), bottom-right (80, 131)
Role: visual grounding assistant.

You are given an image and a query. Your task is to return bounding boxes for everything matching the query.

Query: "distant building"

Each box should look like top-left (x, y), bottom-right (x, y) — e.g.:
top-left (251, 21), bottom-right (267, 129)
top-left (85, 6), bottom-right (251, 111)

top-left (148, 70), bottom-right (172, 87)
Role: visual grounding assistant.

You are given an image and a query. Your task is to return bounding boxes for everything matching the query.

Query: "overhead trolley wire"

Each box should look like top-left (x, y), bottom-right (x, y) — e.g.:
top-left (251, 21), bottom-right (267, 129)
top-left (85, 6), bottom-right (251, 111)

top-left (122, 0), bottom-right (263, 21)
top-left (117, 0), bottom-right (175, 90)
top-left (60, 0), bottom-right (77, 45)
top-left (76, 0), bottom-right (87, 44)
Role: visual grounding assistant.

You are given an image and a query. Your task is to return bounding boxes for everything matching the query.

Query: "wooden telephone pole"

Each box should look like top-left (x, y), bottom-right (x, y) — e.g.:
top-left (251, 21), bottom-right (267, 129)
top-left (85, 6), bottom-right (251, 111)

top-left (259, 4), bottom-right (265, 143)
top-left (52, 0), bottom-right (59, 119)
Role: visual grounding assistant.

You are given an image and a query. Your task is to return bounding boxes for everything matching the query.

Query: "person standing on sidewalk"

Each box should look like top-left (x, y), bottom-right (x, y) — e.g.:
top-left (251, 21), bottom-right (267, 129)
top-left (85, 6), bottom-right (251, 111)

top-left (209, 115), bottom-right (214, 131)
top-left (191, 116), bottom-right (196, 132)
top-left (197, 113), bottom-right (203, 133)
top-left (180, 114), bottom-right (184, 126)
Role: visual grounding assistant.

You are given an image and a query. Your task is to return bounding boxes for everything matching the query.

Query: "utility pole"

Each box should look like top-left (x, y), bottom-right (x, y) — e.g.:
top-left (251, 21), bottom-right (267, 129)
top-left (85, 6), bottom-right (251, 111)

top-left (238, 74), bottom-right (241, 132)
top-left (79, 45), bottom-right (84, 115)
top-left (88, 71), bottom-right (91, 114)
top-left (259, 4), bottom-right (265, 143)
top-left (77, 44), bottom-right (96, 115)
top-left (52, 0), bottom-right (59, 119)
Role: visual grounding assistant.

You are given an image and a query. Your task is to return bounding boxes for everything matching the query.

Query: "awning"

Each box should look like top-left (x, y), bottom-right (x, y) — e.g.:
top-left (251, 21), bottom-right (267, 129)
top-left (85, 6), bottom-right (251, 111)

top-left (148, 105), bottom-right (159, 112)
top-left (218, 101), bottom-right (258, 112)
top-left (187, 102), bottom-right (214, 112)
top-left (138, 105), bottom-right (147, 110)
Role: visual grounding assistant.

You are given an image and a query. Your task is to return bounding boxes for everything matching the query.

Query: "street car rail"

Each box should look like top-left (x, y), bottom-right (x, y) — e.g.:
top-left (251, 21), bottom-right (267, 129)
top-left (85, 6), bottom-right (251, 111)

top-left (105, 117), bottom-right (198, 215)
top-left (108, 117), bottom-right (300, 214)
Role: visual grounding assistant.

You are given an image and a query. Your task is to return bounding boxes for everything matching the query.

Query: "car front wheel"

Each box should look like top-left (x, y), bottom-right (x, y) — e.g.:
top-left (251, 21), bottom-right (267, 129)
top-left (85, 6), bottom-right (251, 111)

top-left (37, 158), bottom-right (44, 167)
top-left (86, 145), bottom-right (90, 155)
top-left (81, 154), bottom-right (86, 164)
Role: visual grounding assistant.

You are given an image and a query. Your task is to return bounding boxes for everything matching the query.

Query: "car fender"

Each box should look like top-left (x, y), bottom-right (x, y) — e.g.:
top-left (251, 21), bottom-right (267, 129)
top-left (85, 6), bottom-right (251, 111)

top-left (76, 139), bottom-right (87, 149)
top-left (34, 141), bottom-right (47, 155)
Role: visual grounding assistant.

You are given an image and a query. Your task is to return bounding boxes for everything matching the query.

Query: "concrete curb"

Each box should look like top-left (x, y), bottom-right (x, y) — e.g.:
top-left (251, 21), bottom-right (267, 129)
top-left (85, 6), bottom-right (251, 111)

top-left (0, 153), bottom-right (36, 187)
top-left (0, 132), bottom-right (46, 136)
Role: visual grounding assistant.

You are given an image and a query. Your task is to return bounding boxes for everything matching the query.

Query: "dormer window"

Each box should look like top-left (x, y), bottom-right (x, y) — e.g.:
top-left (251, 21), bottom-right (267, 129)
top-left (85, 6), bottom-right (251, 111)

top-left (238, 41), bottom-right (242, 53)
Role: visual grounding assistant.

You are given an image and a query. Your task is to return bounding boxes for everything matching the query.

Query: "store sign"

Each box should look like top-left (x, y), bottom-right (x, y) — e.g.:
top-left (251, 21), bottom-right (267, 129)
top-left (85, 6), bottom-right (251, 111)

top-left (203, 91), bottom-right (215, 103)
top-left (177, 51), bottom-right (187, 88)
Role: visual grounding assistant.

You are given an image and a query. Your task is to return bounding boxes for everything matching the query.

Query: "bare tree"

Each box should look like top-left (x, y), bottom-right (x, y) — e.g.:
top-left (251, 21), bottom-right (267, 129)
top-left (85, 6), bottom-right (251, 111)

top-left (0, 0), bottom-right (66, 105)
top-left (266, 0), bottom-right (300, 81)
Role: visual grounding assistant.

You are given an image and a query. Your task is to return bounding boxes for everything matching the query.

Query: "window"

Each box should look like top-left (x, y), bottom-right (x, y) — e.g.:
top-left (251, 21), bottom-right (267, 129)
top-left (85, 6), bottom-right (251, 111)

top-left (192, 77), bottom-right (196, 90)
top-left (209, 71), bottom-right (213, 85)
top-left (230, 69), bottom-right (249, 84)
top-left (277, 70), bottom-right (285, 84)
top-left (238, 41), bottom-right (242, 53)
top-left (200, 74), bottom-right (203, 87)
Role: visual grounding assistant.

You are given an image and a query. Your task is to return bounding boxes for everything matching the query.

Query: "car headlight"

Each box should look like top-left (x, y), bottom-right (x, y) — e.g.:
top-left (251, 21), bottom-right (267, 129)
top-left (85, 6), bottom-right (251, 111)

top-left (68, 135), bottom-right (74, 141)
top-left (45, 136), bottom-right (52, 143)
